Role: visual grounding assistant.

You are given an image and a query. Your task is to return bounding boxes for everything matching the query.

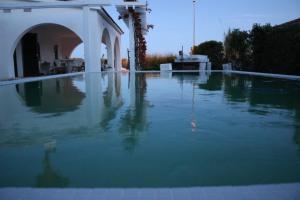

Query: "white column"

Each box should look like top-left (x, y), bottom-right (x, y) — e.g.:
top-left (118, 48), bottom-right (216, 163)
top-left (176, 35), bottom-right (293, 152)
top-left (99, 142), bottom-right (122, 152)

top-left (113, 37), bottom-right (121, 71)
top-left (16, 42), bottom-right (24, 78)
top-left (116, 37), bottom-right (121, 71)
top-left (128, 13), bottom-right (136, 72)
top-left (83, 6), bottom-right (101, 73)
top-left (107, 41), bottom-right (114, 70)
top-left (0, 43), bottom-right (15, 80)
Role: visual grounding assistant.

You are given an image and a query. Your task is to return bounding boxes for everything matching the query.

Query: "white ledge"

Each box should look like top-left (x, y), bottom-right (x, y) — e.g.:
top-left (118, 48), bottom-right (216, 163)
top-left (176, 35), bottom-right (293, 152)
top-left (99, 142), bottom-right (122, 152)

top-left (0, 183), bottom-right (299, 200)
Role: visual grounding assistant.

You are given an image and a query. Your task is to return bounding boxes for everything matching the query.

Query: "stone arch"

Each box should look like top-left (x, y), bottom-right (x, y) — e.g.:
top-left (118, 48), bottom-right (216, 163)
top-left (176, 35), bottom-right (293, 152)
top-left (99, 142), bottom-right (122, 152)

top-left (114, 37), bottom-right (121, 70)
top-left (0, 8), bottom-right (85, 80)
top-left (12, 23), bottom-right (83, 77)
top-left (69, 43), bottom-right (84, 59)
top-left (65, 41), bottom-right (83, 59)
top-left (101, 28), bottom-right (113, 70)
top-left (11, 22), bottom-right (83, 58)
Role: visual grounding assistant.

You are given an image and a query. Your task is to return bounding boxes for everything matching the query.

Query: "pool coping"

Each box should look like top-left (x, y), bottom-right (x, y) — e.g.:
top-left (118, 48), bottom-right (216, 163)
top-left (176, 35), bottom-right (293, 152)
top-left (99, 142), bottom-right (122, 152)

top-left (0, 70), bottom-right (299, 86)
top-left (0, 183), bottom-right (299, 200)
top-left (141, 70), bottom-right (300, 80)
top-left (0, 72), bottom-right (84, 86)
top-left (227, 70), bottom-right (300, 80)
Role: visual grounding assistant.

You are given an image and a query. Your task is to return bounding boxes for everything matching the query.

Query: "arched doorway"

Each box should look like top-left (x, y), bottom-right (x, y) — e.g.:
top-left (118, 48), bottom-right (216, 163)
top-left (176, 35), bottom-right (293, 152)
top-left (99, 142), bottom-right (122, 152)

top-left (114, 37), bottom-right (121, 70)
top-left (101, 28), bottom-right (113, 71)
top-left (13, 23), bottom-right (83, 78)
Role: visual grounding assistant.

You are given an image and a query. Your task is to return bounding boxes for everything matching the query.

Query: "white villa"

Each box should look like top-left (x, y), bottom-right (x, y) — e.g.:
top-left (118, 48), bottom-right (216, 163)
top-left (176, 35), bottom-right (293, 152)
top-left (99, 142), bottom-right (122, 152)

top-left (0, 0), bottom-right (148, 81)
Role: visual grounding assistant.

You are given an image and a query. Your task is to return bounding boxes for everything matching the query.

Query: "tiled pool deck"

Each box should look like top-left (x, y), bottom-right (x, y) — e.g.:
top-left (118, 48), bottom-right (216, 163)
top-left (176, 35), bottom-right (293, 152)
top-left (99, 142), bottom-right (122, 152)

top-left (0, 183), bottom-right (300, 200)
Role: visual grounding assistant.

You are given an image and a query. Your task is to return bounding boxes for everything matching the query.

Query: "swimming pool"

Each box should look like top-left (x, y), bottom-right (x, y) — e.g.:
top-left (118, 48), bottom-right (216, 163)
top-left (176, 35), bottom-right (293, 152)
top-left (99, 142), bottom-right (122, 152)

top-left (0, 72), bottom-right (299, 188)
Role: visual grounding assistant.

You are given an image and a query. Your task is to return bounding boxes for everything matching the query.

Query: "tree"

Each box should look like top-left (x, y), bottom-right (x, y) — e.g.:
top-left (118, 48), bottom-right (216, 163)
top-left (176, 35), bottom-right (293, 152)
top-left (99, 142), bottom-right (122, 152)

top-left (250, 24), bottom-right (273, 72)
top-left (224, 29), bottom-right (251, 70)
top-left (250, 22), bottom-right (300, 75)
top-left (193, 40), bottom-right (224, 69)
top-left (222, 19), bottom-right (300, 75)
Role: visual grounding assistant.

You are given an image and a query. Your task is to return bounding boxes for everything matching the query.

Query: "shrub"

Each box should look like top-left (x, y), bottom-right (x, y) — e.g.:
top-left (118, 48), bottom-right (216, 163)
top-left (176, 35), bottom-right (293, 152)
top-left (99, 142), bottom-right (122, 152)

top-left (143, 54), bottom-right (176, 71)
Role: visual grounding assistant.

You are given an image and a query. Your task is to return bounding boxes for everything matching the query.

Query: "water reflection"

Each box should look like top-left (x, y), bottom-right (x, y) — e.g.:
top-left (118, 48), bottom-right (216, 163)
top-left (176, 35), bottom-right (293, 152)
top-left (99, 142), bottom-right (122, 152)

top-left (0, 72), bottom-right (299, 148)
top-left (84, 73), bottom-right (124, 130)
top-left (182, 73), bottom-right (300, 149)
top-left (119, 73), bottom-right (149, 151)
top-left (198, 73), bottom-right (223, 91)
top-left (294, 108), bottom-right (300, 148)
top-left (100, 73), bottom-right (124, 130)
top-left (16, 79), bottom-right (85, 114)
top-left (0, 72), bottom-right (300, 187)
top-left (248, 78), bottom-right (297, 109)
top-left (221, 74), bottom-right (300, 110)
top-left (36, 141), bottom-right (69, 187)
top-left (213, 73), bottom-right (300, 148)
top-left (0, 73), bottom-right (124, 146)
top-left (223, 74), bottom-right (251, 102)
top-left (172, 71), bottom-right (211, 84)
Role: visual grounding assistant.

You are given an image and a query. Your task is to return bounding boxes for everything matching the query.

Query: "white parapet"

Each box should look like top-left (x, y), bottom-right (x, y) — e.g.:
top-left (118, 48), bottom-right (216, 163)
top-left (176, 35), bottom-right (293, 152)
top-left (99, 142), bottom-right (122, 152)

top-left (160, 63), bottom-right (172, 71)
top-left (199, 62), bottom-right (207, 71)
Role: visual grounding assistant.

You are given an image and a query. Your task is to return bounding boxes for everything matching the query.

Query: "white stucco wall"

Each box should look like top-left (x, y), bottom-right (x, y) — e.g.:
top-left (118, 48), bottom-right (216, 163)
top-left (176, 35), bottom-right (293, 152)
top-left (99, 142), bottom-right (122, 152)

top-left (0, 8), bottom-right (84, 79)
top-left (0, 6), bottom-right (123, 80)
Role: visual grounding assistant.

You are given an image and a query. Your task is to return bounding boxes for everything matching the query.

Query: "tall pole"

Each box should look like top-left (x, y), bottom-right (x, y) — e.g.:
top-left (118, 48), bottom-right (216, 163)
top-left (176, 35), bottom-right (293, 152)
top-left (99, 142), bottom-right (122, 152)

top-left (193, 0), bottom-right (196, 54)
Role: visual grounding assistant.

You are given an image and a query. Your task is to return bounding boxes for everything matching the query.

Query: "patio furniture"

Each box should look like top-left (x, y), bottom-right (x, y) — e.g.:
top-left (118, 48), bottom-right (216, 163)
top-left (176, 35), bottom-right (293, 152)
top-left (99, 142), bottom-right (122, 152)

top-left (71, 59), bottom-right (84, 72)
top-left (40, 62), bottom-right (51, 75)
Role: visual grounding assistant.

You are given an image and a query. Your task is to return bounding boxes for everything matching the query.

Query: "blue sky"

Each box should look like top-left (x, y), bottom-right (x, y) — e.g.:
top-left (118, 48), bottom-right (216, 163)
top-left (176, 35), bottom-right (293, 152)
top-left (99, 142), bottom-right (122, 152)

top-left (72, 0), bottom-right (300, 58)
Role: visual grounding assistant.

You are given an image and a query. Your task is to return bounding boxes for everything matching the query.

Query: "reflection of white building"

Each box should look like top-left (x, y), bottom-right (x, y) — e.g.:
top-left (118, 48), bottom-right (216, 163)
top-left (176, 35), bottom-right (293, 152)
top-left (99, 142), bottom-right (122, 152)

top-left (0, 72), bottom-right (124, 146)
top-left (0, 0), bottom-right (148, 80)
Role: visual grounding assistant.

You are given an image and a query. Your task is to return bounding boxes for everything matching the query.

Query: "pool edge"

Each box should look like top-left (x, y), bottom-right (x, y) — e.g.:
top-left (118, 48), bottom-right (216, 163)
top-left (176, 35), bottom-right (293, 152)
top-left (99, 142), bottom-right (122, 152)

top-left (1, 70), bottom-right (300, 86)
top-left (0, 183), bottom-right (299, 200)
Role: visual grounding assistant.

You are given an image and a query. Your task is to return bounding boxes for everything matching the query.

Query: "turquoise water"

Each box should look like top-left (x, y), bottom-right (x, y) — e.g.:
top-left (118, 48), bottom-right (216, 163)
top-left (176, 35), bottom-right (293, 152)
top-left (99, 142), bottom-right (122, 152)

top-left (0, 72), bottom-right (299, 188)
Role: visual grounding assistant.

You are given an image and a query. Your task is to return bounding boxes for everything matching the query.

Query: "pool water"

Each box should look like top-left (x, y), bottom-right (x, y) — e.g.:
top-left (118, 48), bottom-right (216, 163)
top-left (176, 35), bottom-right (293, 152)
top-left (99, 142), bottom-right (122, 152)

top-left (0, 72), bottom-right (299, 188)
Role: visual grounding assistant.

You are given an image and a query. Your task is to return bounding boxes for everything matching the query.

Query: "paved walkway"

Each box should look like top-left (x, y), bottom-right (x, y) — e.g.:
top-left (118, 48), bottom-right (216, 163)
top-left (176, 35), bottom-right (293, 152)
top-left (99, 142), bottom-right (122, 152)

top-left (0, 183), bottom-right (299, 200)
